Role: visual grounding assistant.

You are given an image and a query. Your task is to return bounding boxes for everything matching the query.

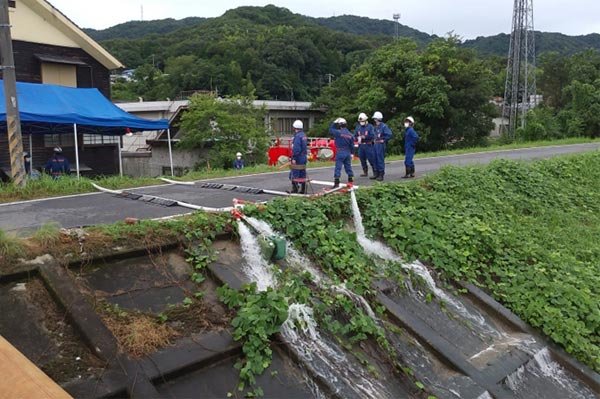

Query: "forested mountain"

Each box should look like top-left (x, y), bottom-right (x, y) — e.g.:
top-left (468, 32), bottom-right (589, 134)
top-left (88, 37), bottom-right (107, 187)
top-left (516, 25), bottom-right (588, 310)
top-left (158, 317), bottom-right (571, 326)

top-left (314, 15), bottom-right (433, 43)
top-left (96, 5), bottom-right (600, 103)
top-left (84, 17), bottom-right (206, 41)
top-left (87, 6), bottom-right (600, 59)
top-left (464, 32), bottom-right (600, 56)
top-left (107, 6), bottom-right (390, 101)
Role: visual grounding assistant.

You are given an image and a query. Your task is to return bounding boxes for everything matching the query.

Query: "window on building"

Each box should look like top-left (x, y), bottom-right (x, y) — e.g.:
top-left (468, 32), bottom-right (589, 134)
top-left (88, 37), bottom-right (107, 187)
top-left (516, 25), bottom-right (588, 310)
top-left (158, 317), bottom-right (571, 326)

top-left (274, 117), bottom-right (309, 136)
top-left (44, 134), bottom-right (74, 148)
top-left (8, 1), bottom-right (16, 8)
top-left (83, 134), bottom-right (119, 145)
top-left (41, 62), bottom-right (77, 87)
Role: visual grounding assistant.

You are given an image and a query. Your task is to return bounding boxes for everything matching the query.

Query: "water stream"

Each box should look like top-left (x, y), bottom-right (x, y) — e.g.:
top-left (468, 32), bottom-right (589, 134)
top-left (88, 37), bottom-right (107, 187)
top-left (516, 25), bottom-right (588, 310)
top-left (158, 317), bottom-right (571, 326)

top-left (237, 220), bottom-right (276, 291)
top-left (238, 217), bottom-right (394, 399)
top-left (281, 303), bottom-right (393, 399)
top-left (504, 347), bottom-right (597, 398)
top-left (349, 190), bottom-right (500, 336)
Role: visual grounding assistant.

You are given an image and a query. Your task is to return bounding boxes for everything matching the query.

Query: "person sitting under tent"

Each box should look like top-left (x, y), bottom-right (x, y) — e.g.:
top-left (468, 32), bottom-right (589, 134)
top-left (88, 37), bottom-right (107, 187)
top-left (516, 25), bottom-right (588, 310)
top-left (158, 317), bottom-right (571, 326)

top-left (233, 152), bottom-right (245, 170)
top-left (45, 147), bottom-right (70, 179)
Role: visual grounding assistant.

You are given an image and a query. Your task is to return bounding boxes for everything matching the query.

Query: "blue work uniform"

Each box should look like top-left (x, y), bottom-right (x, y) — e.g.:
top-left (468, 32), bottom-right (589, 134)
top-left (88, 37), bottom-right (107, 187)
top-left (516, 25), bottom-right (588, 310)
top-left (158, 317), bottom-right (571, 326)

top-left (45, 155), bottom-right (70, 179)
top-left (233, 158), bottom-right (245, 169)
top-left (373, 122), bottom-right (393, 175)
top-left (354, 123), bottom-right (375, 172)
top-left (290, 130), bottom-right (308, 181)
top-left (404, 127), bottom-right (420, 168)
top-left (329, 123), bottom-right (355, 179)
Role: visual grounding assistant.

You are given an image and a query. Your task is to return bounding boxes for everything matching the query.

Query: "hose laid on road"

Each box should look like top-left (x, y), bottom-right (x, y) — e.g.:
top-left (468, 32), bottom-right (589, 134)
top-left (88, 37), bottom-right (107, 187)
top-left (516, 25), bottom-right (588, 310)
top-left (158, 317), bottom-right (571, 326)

top-left (91, 183), bottom-right (234, 213)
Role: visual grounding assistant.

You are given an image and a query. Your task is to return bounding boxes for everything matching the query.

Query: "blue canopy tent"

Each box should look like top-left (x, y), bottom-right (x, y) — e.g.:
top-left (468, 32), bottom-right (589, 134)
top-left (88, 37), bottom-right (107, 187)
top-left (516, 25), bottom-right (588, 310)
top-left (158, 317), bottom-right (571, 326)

top-left (0, 80), bottom-right (172, 177)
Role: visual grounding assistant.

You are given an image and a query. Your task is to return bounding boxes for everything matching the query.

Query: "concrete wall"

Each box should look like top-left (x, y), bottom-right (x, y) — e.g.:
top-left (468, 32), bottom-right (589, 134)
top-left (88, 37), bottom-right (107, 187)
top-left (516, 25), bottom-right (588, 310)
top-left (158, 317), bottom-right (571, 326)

top-left (122, 152), bottom-right (152, 177)
top-left (122, 144), bottom-right (207, 177)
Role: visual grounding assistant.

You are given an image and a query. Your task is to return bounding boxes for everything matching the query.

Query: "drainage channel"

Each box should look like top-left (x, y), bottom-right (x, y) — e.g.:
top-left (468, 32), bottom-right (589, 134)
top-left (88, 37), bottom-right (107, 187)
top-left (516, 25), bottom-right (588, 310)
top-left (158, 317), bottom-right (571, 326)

top-left (1, 194), bottom-right (598, 398)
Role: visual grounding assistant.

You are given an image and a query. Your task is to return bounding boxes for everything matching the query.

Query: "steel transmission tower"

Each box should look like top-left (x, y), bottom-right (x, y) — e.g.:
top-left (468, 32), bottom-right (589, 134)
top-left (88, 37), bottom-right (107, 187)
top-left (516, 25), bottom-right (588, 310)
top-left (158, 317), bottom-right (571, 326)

top-left (502, 0), bottom-right (536, 138)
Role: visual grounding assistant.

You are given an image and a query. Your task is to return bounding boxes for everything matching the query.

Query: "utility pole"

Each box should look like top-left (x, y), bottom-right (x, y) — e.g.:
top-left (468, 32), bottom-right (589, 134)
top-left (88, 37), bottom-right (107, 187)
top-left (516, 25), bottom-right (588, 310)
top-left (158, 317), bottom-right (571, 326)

top-left (0, 0), bottom-right (25, 187)
top-left (502, 0), bottom-right (536, 139)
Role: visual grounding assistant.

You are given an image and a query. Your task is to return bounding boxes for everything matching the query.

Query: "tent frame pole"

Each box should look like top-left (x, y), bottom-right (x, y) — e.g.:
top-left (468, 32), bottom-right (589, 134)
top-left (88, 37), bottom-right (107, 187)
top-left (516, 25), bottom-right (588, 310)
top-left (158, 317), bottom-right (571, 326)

top-left (167, 128), bottom-right (174, 177)
top-left (28, 133), bottom-right (33, 176)
top-left (73, 124), bottom-right (80, 179)
top-left (118, 136), bottom-right (123, 177)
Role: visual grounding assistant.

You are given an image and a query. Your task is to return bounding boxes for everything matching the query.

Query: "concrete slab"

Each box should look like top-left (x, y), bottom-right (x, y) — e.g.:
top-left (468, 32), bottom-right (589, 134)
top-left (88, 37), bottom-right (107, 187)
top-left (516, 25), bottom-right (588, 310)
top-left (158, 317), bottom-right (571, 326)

top-left (81, 252), bottom-right (195, 314)
top-left (0, 278), bottom-right (105, 385)
top-left (155, 347), bottom-right (320, 398)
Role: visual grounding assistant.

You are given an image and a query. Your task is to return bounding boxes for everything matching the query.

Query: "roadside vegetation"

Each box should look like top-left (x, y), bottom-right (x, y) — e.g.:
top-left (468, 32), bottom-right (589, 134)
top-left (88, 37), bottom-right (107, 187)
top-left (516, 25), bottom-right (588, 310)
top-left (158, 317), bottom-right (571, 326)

top-left (0, 137), bottom-right (597, 204)
top-left (0, 212), bottom-right (230, 273)
top-left (240, 151), bottom-right (600, 378)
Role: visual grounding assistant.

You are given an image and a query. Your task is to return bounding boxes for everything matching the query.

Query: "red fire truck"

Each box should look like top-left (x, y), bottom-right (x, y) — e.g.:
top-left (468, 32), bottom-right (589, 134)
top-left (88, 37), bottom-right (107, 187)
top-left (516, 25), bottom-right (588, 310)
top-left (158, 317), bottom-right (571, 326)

top-left (267, 137), bottom-right (340, 166)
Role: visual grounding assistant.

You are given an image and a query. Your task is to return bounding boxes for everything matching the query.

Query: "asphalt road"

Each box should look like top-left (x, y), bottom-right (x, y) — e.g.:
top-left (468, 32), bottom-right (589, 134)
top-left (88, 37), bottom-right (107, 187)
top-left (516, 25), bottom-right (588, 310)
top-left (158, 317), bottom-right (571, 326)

top-left (2, 142), bottom-right (598, 234)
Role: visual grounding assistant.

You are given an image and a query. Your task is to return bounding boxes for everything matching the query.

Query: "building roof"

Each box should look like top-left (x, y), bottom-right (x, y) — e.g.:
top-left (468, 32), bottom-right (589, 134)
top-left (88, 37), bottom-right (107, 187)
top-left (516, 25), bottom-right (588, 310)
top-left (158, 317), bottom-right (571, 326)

top-left (20, 0), bottom-right (123, 69)
top-left (117, 99), bottom-right (323, 117)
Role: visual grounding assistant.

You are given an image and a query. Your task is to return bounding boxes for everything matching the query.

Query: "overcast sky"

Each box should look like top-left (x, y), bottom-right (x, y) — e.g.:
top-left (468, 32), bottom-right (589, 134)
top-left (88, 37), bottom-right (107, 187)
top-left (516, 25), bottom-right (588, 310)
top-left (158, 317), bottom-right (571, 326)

top-left (48, 0), bottom-right (600, 39)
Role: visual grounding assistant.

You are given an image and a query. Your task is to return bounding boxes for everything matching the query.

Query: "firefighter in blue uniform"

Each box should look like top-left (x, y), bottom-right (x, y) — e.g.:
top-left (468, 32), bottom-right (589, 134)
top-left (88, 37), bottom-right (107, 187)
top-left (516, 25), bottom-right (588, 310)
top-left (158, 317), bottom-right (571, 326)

top-left (371, 111), bottom-right (393, 181)
top-left (354, 112), bottom-right (376, 177)
top-left (233, 152), bottom-right (245, 170)
top-left (290, 120), bottom-right (308, 194)
top-left (44, 147), bottom-right (70, 179)
top-left (329, 118), bottom-right (354, 188)
top-left (403, 116), bottom-right (420, 178)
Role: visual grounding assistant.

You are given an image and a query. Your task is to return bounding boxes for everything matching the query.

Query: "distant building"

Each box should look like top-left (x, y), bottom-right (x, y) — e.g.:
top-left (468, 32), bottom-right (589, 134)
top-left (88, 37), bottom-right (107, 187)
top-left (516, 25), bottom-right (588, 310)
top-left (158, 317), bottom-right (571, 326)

top-left (116, 99), bottom-right (326, 177)
top-left (0, 0), bottom-right (125, 176)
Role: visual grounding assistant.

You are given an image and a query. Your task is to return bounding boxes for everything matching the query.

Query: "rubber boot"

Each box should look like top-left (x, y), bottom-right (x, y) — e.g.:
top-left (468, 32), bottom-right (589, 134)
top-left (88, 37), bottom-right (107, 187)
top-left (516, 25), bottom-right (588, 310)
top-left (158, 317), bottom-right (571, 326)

top-left (369, 171), bottom-right (379, 180)
top-left (360, 167), bottom-right (368, 177)
top-left (291, 182), bottom-right (299, 193)
top-left (402, 166), bottom-right (411, 179)
top-left (332, 178), bottom-right (340, 189)
top-left (376, 172), bottom-right (384, 182)
top-left (410, 166), bottom-right (415, 178)
top-left (347, 176), bottom-right (354, 188)
top-left (299, 183), bottom-right (306, 194)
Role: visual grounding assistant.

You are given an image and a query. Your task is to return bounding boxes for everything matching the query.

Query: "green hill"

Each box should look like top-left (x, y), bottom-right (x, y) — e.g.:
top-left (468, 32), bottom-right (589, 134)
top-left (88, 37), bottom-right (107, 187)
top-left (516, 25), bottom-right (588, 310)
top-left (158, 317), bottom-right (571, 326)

top-left (464, 32), bottom-right (600, 56)
top-left (314, 15), bottom-right (434, 44)
top-left (84, 17), bottom-right (206, 41)
top-left (104, 6), bottom-right (391, 101)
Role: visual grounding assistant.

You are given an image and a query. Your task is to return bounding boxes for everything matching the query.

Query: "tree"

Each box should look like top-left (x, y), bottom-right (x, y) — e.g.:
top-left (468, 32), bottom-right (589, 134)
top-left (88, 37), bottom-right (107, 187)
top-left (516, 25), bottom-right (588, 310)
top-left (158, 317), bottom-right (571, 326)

top-left (525, 49), bottom-right (600, 140)
top-left (178, 95), bottom-right (269, 169)
top-left (315, 38), bottom-right (496, 152)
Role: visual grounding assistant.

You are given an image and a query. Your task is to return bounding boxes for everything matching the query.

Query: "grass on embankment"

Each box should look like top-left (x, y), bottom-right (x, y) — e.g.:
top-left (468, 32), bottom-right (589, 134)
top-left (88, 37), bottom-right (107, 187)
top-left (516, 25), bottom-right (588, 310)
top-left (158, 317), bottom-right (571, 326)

top-left (359, 152), bottom-right (600, 372)
top-left (0, 174), bottom-right (162, 203)
top-left (0, 137), bottom-right (597, 204)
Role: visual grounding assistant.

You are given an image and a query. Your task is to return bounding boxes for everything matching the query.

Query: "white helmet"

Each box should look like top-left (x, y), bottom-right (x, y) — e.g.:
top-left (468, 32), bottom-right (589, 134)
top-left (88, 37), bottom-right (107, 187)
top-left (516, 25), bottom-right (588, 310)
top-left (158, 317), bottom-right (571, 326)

top-left (53, 146), bottom-right (62, 153)
top-left (293, 120), bottom-right (303, 129)
top-left (236, 152), bottom-right (242, 157)
top-left (372, 111), bottom-right (383, 120)
top-left (405, 116), bottom-right (415, 124)
top-left (337, 118), bottom-right (347, 125)
top-left (358, 112), bottom-right (368, 122)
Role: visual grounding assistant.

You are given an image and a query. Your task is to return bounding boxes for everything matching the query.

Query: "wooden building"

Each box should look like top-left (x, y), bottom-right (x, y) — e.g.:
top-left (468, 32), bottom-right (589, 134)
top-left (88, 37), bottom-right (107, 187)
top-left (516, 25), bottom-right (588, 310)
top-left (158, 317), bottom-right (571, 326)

top-left (1, 0), bottom-right (124, 178)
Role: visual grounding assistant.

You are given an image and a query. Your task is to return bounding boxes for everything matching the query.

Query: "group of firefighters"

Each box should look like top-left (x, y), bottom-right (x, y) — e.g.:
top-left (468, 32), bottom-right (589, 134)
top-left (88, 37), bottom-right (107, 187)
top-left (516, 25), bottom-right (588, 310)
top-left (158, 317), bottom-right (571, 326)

top-left (288, 112), bottom-right (420, 193)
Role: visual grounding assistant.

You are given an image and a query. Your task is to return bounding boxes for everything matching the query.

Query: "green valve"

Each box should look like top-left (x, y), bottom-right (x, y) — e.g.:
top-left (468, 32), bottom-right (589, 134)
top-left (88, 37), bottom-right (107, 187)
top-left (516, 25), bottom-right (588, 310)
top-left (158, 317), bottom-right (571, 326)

top-left (258, 235), bottom-right (275, 260)
top-left (258, 235), bottom-right (287, 261)
top-left (270, 236), bottom-right (287, 261)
